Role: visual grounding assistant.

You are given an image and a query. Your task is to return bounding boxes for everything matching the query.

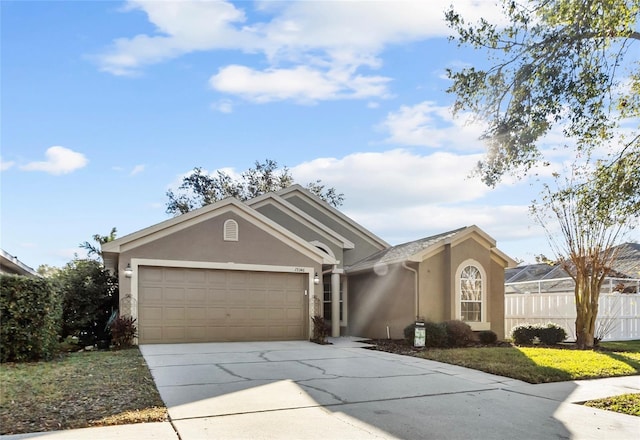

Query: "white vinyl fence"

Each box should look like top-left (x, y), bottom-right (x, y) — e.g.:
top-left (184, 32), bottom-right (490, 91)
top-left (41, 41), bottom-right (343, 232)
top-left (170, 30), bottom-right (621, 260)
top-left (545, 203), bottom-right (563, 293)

top-left (505, 291), bottom-right (640, 341)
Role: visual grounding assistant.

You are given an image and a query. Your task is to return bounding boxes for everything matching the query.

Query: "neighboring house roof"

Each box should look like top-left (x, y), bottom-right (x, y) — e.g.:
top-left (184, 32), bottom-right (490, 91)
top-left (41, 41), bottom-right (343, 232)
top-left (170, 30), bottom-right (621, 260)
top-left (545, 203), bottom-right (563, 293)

top-left (612, 242), bottom-right (640, 278)
top-left (345, 225), bottom-right (517, 274)
top-left (505, 263), bottom-right (567, 283)
top-left (0, 249), bottom-right (40, 277)
top-left (276, 185), bottom-right (390, 250)
top-left (102, 197), bottom-right (336, 265)
top-left (505, 242), bottom-right (640, 282)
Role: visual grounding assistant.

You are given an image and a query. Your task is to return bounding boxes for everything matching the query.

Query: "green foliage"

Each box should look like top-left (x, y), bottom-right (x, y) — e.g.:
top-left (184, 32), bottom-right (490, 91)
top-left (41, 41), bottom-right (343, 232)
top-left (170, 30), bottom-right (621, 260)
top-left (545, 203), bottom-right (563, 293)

top-left (79, 227), bottom-right (117, 260)
top-left (446, 0), bottom-right (640, 190)
top-left (403, 322), bottom-right (416, 343)
top-left (418, 345), bottom-right (640, 384)
top-left (511, 324), bottom-right (538, 345)
top-left (511, 323), bottom-right (567, 346)
top-left (311, 315), bottom-right (330, 344)
top-left (478, 330), bottom-right (498, 344)
top-left (444, 320), bottom-right (475, 347)
top-left (0, 275), bottom-right (62, 362)
top-left (166, 159), bottom-right (344, 215)
top-left (109, 315), bottom-right (138, 348)
top-left (424, 321), bottom-right (448, 348)
top-left (52, 259), bottom-right (118, 344)
top-left (538, 323), bottom-right (568, 345)
top-left (584, 393), bottom-right (640, 416)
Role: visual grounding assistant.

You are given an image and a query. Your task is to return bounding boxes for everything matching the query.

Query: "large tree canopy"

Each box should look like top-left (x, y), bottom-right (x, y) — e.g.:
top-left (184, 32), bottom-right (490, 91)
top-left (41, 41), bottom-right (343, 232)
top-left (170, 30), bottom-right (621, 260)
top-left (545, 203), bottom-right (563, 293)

top-left (446, 0), bottom-right (639, 210)
top-left (447, 0), bottom-right (640, 349)
top-left (166, 159), bottom-right (344, 215)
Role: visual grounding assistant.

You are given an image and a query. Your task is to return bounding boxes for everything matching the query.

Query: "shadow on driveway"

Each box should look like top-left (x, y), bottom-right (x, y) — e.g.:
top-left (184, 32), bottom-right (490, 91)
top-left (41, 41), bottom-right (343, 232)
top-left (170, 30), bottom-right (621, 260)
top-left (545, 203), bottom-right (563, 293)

top-left (140, 339), bottom-right (639, 440)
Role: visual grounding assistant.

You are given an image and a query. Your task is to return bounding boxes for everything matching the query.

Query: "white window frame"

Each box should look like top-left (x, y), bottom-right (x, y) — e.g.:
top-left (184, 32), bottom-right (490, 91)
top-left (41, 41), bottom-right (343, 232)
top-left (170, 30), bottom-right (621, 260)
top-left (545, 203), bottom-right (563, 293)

top-left (455, 259), bottom-right (490, 331)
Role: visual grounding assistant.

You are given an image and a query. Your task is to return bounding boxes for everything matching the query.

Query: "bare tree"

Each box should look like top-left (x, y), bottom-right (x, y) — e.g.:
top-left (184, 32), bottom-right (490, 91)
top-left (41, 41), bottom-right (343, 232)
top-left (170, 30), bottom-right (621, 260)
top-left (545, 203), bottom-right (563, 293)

top-left (533, 171), bottom-right (631, 349)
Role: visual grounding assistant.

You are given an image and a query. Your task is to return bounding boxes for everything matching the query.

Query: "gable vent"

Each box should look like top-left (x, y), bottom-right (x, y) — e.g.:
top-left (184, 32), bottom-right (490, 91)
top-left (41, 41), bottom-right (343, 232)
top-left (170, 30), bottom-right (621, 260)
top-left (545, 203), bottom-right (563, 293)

top-left (224, 219), bottom-right (239, 241)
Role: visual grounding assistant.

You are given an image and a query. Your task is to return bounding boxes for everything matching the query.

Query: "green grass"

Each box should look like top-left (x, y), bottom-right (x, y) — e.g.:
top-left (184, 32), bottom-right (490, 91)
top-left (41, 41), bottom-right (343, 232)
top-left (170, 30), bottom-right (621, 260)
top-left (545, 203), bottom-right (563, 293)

top-left (417, 340), bottom-right (640, 384)
top-left (0, 348), bottom-right (167, 435)
top-left (600, 340), bottom-right (640, 352)
top-left (584, 393), bottom-right (640, 416)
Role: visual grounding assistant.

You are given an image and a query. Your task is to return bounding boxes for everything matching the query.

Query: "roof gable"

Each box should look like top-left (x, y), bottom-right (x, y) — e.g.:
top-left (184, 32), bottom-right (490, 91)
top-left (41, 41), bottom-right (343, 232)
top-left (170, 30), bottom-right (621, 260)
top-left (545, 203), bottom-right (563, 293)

top-left (102, 198), bottom-right (336, 265)
top-left (247, 192), bottom-right (355, 249)
top-left (276, 184), bottom-right (389, 250)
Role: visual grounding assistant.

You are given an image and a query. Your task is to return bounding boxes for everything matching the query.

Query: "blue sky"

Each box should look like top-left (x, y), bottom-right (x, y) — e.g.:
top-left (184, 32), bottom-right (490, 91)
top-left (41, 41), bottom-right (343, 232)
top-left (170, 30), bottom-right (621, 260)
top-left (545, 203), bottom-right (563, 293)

top-left (2, 0), bottom-right (636, 269)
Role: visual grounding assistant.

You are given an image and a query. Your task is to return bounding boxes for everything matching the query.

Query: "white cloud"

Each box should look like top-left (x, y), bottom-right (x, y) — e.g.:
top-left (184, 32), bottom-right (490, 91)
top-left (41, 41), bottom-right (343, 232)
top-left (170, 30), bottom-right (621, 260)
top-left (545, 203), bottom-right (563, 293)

top-left (209, 65), bottom-right (390, 103)
top-left (96, 0), bottom-right (253, 76)
top-left (0, 157), bottom-right (15, 171)
top-left (130, 164), bottom-right (145, 176)
top-left (290, 148), bottom-right (544, 252)
top-left (378, 101), bottom-right (486, 150)
top-left (211, 99), bottom-right (234, 113)
top-left (292, 149), bottom-right (491, 210)
top-left (21, 146), bottom-right (88, 175)
top-left (95, 1), bottom-right (505, 102)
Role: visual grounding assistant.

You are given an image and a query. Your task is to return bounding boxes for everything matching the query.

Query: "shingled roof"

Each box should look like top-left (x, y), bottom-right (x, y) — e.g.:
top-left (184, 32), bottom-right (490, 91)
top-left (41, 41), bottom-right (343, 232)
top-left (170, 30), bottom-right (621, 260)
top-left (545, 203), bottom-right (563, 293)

top-left (505, 242), bottom-right (640, 283)
top-left (345, 227), bottom-right (467, 273)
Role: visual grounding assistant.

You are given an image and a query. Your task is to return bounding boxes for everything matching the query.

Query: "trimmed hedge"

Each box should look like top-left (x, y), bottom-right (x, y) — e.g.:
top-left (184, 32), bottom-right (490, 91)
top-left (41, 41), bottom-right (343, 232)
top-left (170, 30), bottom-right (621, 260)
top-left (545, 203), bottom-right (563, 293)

top-left (511, 323), bottom-right (567, 346)
top-left (404, 321), bottom-right (448, 347)
top-left (478, 330), bottom-right (498, 344)
top-left (1, 274), bottom-right (62, 362)
top-left (444, 320), bottom-right (475, 347)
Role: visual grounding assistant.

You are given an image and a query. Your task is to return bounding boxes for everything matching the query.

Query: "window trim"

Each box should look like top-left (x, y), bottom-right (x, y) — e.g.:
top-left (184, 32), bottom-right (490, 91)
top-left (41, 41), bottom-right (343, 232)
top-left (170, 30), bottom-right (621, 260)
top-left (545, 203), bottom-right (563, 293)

top-left (455, 259), bottom-right (490, 331)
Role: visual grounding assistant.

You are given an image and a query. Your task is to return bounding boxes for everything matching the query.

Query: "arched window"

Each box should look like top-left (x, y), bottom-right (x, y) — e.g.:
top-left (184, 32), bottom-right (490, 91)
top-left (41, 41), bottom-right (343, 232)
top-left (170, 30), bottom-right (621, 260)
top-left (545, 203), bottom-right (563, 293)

top-left (460, 265), bottom-right (482, 322)
top-left (223, 219), bottom-right (238, 241)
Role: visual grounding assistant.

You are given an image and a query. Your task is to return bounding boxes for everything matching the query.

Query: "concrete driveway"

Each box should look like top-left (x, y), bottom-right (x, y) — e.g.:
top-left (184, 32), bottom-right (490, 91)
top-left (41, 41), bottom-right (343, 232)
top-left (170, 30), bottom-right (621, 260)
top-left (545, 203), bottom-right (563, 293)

top-left (140, 338), bottom-right (640, 440)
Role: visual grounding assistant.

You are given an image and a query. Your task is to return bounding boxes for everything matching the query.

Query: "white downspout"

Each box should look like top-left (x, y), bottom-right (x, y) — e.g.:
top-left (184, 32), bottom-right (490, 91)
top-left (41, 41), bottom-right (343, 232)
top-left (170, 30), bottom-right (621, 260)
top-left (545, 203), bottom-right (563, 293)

top-left (403, 261), bottom-right (419, 320)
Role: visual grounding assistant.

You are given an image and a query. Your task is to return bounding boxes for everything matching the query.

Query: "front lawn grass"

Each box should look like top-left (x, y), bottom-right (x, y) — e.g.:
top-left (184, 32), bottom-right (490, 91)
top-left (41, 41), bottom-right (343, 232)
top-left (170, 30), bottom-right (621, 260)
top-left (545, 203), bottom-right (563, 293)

top-left (584, 393), bottom-right (640, 416)
top-left (0, 348), bottom-right (167, 435)
top-left (416, 341), bottom-right (640, 384)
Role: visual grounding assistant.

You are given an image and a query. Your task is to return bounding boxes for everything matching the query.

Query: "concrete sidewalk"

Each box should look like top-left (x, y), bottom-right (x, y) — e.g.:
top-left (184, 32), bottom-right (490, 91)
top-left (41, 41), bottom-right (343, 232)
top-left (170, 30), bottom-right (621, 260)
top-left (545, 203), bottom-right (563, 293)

top-left (3, 339), bottom-right (639, 439)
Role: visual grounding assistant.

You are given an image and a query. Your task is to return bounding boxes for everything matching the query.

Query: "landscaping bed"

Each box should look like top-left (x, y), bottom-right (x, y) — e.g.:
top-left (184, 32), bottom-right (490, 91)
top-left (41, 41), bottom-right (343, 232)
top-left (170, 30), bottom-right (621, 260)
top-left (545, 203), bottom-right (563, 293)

top-left (0, 348), bottom-right (167, 435)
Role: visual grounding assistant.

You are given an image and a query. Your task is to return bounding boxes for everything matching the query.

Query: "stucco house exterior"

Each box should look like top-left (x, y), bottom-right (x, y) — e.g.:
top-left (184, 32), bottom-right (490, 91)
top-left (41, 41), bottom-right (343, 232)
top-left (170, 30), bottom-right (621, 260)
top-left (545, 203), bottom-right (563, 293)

top-left (102, 185), bottom-right (516, 344)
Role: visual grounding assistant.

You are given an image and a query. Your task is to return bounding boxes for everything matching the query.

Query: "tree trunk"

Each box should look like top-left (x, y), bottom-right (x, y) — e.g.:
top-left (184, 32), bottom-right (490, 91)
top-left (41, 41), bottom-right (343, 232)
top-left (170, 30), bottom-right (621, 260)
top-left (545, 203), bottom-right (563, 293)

top-left (574, 275), bottom-right (599, 349)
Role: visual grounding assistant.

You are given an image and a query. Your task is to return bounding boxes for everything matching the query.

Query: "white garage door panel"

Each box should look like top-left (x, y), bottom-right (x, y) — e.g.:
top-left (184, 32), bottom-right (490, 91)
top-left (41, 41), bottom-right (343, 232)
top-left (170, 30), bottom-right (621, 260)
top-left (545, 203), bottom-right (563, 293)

top-left (138, 266), bottom-right (306, 343)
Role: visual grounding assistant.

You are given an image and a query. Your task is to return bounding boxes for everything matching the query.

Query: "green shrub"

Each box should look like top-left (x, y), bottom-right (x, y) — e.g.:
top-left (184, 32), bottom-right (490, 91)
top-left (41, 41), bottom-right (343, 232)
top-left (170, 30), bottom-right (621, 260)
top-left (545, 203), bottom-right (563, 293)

top-left (404, 321), bottom-right (448, 347)
top-left (0, 274), bottom-right (62, 362)
top-left (403, 322), bottom-right (417, 343)
top-left (478, 330), bottom-right (498, 344)
top-left (109, 315), bottom-right (137, 348)
top-left (511, 324), bottom-right (538, 345)
top-left (511, 323), bottom-right (567, 346)
top-left (444, 320), bottom-right (474, 347)
top-left (538, 323), bottom-right (567, 345)
top-left (423, 321), bottom-right (448, 347)
top-left (53, 259), bottom-right (118, 344)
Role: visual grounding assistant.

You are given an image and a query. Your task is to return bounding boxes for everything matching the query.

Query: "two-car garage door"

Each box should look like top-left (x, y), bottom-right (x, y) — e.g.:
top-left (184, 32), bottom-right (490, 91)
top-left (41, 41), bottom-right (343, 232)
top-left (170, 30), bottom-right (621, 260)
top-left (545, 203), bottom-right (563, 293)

top-left (137, 266), bottom-right (306, 344)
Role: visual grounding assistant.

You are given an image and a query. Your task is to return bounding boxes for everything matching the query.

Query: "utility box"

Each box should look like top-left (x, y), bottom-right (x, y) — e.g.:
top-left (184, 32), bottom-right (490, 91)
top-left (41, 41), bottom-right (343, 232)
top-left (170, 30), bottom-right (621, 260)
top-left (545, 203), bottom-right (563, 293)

top-left (414, 321), bottom-right (425, 348)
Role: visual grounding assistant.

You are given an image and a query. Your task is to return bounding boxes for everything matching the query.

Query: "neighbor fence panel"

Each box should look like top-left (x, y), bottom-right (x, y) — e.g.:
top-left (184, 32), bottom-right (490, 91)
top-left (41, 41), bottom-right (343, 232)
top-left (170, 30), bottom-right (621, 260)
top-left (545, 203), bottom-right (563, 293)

top-left (505, 293), bottom-right (640, 341)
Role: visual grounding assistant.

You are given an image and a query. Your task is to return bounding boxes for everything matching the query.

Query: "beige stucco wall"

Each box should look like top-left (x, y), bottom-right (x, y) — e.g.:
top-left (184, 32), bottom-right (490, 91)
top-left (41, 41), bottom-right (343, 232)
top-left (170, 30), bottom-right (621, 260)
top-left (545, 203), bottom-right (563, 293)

top-left (417, 236), bottom-right (506, 339)
top-left (348, 234), bottom-right (508, 341)
top-left (347, 264), bottom-right (415, 339)
top-left (418, 248), bottom-right (448, 323)
top-left (116, 212), bottom-right (323, 321)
